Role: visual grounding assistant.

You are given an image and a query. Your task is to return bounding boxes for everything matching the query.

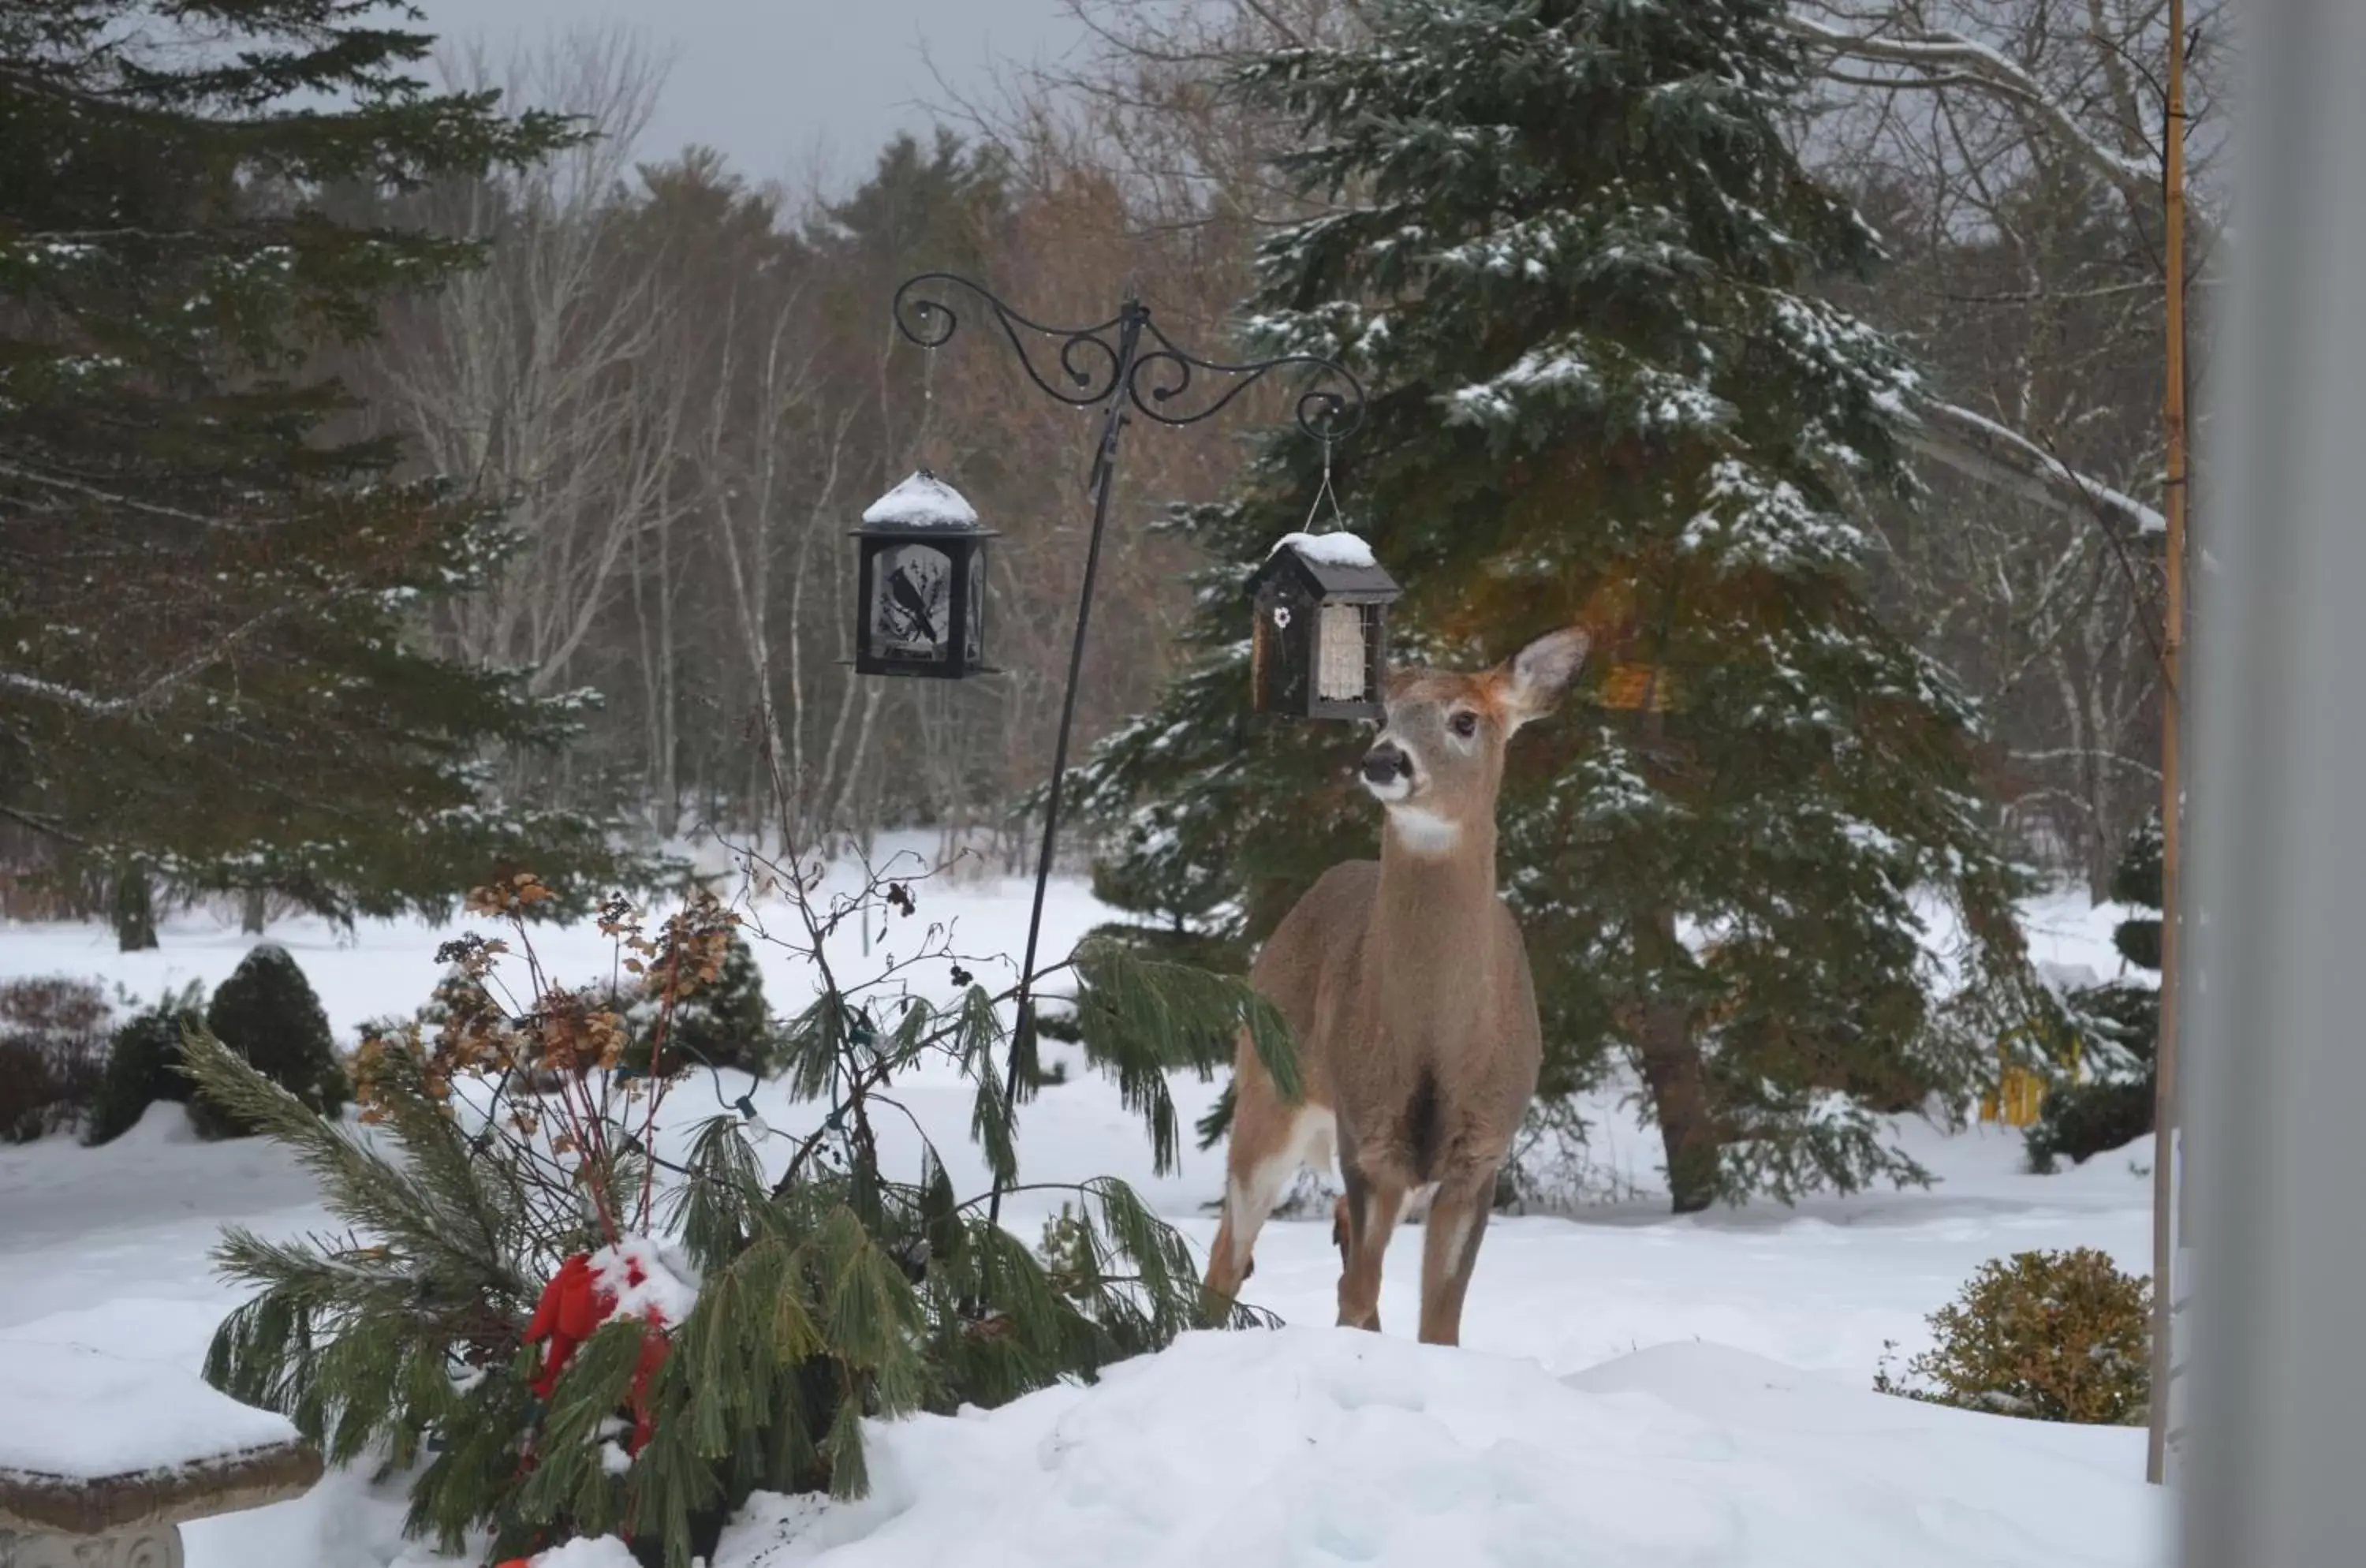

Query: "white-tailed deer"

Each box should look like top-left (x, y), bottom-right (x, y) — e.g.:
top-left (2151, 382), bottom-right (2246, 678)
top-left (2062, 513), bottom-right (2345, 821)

top-left (1205, 627), bottom-right (1590, 1344)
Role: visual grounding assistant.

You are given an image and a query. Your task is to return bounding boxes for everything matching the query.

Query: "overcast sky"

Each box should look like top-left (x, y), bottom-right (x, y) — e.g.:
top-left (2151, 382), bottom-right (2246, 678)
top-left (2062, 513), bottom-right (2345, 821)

top-left (414, 0), bottom-right (1080, 195)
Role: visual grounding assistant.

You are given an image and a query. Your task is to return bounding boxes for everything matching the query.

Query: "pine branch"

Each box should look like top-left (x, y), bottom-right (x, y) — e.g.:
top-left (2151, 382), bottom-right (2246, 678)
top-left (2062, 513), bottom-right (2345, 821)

top-left (181, 1030), bottom-right (535, 1320)
top-left (1060, 937), bottom-right (1297, 1174)
top-left (185, 852), bottom-right (1285, 1565)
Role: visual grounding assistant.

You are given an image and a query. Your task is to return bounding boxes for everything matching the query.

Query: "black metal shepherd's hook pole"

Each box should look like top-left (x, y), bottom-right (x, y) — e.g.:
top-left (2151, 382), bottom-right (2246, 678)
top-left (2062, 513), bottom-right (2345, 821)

top-left (995, 301), bottom-right (1147, 1232)
top-left (885, 273), bottom-right (1365, 1234)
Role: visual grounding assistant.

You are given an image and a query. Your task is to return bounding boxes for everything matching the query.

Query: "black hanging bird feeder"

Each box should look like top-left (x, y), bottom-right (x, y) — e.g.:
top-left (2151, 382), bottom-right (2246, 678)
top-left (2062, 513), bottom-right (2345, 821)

top-left (1247, 532), bottom-right (1401, 721)
top-left (851, 469), bottom-right (997, 679)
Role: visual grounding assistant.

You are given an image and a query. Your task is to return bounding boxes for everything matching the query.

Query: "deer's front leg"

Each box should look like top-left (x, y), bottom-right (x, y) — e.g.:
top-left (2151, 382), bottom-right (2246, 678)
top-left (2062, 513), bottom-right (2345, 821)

top-left (1334, 1141), bottom-right (1408, 1333)
top-left (1416, 1161), bottom-right (1500, 1346)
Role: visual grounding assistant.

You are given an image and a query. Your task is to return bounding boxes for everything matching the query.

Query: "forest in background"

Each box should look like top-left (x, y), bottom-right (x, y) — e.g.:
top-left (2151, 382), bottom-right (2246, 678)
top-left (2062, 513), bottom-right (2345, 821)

top-left (2, 0), bottom-right (2217, 920)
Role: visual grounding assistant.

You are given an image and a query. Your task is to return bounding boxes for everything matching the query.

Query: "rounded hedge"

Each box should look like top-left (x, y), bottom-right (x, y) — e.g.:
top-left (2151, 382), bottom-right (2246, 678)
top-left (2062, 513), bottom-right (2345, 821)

top-left (197, 945), bottom-right (348, 1137)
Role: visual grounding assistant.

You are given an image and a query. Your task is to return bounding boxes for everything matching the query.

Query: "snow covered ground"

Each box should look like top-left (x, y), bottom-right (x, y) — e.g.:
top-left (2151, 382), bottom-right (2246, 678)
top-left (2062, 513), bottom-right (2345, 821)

top-left (0, 861), bottom-right (2162, 1566)
top-left (710, 1333), bottom-right (2157, 1568)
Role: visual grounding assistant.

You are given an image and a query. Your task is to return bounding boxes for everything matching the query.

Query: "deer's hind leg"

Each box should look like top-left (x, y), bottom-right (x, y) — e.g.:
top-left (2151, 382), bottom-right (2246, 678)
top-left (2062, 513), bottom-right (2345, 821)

top-left (1205, 1089), bottom-right (1334, 1310)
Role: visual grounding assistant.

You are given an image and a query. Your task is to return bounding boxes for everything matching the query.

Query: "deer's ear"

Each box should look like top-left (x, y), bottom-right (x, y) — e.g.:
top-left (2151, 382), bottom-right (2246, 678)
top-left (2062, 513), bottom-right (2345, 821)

top-left (1496, 627), bottom-right (1590, 730)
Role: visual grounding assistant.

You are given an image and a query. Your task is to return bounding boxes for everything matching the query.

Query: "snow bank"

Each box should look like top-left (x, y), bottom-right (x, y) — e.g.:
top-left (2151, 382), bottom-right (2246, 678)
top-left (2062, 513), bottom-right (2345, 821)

top-left (1267, 529), bottom-right (1377, 568)
top-left (713, 1329), bottom-right (2159, 1568)
top-left (0, 1343), bottom-right (301, 1482)
top-left (118, 1098), bottom-right (201, 1147)
top-left (862, 472), bottom-right (977, 528)
top-left (529, 1539), bottom-right (640, 1567)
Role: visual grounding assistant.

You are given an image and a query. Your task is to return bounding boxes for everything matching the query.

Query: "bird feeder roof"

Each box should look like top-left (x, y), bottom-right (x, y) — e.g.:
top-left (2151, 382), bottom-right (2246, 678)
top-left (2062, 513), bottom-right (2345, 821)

top-left (1251, 530), bottom-right (1400, 602)
top-left (856, 470), bottom-right (993, 536)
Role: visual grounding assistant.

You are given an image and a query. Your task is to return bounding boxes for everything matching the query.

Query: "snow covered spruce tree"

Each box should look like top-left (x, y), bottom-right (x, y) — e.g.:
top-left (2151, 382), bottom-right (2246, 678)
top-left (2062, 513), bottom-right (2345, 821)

top-left (0, 1), bottom-right (630, 944)
top-left (1079, 0), bottom-right (2054, 1210)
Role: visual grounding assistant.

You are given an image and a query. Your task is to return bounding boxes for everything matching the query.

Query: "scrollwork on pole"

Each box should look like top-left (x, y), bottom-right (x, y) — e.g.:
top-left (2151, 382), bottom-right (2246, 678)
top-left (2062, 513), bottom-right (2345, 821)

top-left (890, 271), bottom-right (1366, 441)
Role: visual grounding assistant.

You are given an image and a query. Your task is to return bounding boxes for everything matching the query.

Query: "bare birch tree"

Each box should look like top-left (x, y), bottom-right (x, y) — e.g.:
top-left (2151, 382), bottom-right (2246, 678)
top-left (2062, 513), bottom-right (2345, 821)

top-left (374, 31), bottom-right (697, 699)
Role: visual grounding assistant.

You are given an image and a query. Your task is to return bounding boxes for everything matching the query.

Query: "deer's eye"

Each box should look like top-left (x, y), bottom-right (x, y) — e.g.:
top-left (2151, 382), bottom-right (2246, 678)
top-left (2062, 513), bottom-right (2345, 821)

top-left (1450, 711), bottom-right (1480, 739)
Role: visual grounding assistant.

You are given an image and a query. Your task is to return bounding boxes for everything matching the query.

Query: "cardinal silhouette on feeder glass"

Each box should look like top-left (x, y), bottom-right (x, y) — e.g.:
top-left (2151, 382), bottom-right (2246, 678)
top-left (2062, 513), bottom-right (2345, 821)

top-left (875, 547), bottom-right (950, 651)
top-left (888, 562), bottom-right (939, 640)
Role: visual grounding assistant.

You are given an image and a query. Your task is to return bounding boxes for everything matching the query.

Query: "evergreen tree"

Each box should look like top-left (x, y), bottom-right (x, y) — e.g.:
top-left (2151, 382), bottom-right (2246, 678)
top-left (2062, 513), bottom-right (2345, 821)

top-left (1080, 0), bottom-right (2051, 1210)
top-left (632, 932), bottom-right (780, 1078)
top-left (0, 1), bottom-right (631, 946)
top-left (200, 943), bottom-right (347, 1135)
top-left (2107, 812), bottom-right (2164, 973)
top-left (88, 982), bottom-right (209, 1144)
top-left (2027, 814), bottom-right (2159, 1172)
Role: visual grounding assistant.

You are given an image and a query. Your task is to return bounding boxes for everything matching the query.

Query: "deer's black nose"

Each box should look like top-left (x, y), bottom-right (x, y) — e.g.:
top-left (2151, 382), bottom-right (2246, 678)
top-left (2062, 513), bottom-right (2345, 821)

top-left (1360, 741), bottom-right (1409, 785)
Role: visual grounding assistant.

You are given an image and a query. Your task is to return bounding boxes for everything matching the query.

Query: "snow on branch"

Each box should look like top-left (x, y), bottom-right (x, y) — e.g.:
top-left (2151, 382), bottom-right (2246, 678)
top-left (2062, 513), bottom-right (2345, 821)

top-left (2, 604), bottom-right (304, 720)
top-left (0, 457), bottom-right (236, 531)
top-left (0, 670), bottom-right (118, 715)
top-left (1906, 400), bottom-right (2166, 542)
top-left (1782, 10), bottom-right (2159, 203)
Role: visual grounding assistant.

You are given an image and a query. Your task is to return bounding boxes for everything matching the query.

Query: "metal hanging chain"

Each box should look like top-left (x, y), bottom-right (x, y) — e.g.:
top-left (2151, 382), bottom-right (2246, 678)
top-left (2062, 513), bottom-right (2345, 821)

top-left (1302, 434), bottom-right (1347, 534)
top-left (916, 337), bottom-right (939, 472)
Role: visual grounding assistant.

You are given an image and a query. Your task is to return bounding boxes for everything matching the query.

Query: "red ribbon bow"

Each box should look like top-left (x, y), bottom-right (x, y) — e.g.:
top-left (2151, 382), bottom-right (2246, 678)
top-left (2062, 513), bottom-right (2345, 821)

top-left (523, 1249), bottom-right (674, 1454)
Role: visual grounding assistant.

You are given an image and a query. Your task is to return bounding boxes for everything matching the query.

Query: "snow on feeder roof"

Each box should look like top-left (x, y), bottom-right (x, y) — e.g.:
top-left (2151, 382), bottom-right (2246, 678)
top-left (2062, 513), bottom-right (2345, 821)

top-left (862, 469), bottom-right (980, 529)
top-left (1256, 530), bottom-right (1398, 602)
top-left (1267, 529), bottom-right (1377, 569)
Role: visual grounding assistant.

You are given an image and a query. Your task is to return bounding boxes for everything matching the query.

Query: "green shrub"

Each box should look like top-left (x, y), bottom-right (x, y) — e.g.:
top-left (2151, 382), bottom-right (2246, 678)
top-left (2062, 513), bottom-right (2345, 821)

top-left (88, 983), bottom-right (207, 1144)
top-left (2028, 975), bottom-right (2156, 1172)
top-left (2028, 814), bottom-right (2163, 1172)
top-left (631, 932), bottom-right (779, 1078)
top-left (1875, 1248), bottom-right (2151, 1424)
top-left (2025, 1077), bottom-right (2155, 1175)
top-left (199, 945), bottom-right (346, 1137)
top-left (2109, 813), bottom-right (2164, 966)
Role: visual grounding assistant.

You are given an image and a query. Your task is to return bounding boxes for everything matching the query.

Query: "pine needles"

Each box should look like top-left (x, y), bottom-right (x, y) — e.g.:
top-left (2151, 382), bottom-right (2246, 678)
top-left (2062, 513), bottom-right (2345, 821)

top-left (192, 841), bottom-right (1293, 1567)
top-left (1065, 938), bottom-right (1299, 1174)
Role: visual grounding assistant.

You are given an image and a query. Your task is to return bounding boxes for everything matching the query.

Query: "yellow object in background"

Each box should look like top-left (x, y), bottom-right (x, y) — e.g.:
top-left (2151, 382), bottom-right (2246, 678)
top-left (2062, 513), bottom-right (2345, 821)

top-left (1982, 1068), bottom-right (2047, 1129)
top-left (1594, 662), bottom-right (1683, 712)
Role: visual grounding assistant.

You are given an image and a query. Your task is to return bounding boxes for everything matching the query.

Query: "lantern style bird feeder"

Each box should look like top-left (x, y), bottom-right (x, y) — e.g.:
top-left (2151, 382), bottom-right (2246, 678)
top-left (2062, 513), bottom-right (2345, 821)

top-left (1248, 531), bottom-right (1401, 721)
top-left (851, 470), bottom-right (996, 679)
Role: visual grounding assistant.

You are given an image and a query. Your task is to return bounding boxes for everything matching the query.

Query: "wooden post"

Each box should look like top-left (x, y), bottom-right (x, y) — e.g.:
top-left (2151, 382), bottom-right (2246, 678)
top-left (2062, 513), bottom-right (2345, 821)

top-left (2146, 0), bottom-right (2188, 1489)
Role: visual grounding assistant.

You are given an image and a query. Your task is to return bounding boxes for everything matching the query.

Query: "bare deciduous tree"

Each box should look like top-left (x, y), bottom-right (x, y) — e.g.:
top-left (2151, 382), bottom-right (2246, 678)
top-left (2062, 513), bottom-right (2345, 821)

top-left (376, 32), bottom-right (695, 699)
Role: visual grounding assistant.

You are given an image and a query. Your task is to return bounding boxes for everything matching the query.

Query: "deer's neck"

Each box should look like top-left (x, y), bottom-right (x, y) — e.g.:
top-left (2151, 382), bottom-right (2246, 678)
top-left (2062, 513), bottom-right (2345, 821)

top-left (1369, 810), bottom-right (1499, 971)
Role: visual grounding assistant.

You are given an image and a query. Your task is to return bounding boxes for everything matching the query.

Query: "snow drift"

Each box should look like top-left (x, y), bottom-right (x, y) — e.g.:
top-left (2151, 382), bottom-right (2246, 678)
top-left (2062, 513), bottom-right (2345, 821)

top-left (714, 1328), bottom-right (2160, 1567)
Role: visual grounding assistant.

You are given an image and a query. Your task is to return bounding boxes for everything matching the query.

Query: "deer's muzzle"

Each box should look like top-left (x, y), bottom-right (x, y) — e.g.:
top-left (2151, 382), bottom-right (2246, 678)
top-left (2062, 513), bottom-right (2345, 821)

top-left (1360, 741), bottom-right (1412, 787)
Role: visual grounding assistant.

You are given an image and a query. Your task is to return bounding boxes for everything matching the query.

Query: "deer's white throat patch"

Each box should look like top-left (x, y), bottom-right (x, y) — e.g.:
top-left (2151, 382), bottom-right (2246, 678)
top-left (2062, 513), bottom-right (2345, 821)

top-left (1386, 804), bottom-right (1462, 856)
